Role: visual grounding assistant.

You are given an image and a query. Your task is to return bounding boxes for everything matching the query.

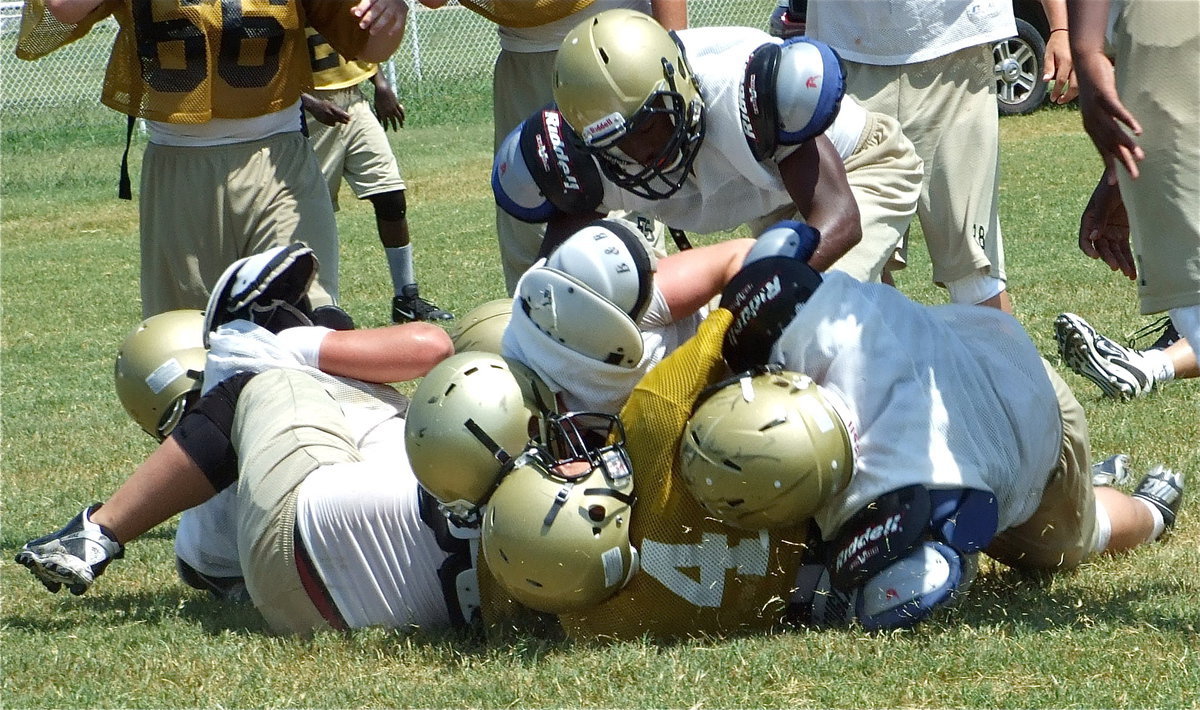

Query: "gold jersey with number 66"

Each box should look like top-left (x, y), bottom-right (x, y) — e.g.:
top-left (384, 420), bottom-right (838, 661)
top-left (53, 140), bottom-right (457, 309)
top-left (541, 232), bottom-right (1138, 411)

top-left (558, 309), bottom-right (811, 641)
top-left (17, 0), bottom-right (375, 123)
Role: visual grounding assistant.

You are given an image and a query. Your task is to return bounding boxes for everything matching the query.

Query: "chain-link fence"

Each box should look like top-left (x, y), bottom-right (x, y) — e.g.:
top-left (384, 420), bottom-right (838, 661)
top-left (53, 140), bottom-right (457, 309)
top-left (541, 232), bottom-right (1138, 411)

top-left (0, 1), bottom-right (773, 115)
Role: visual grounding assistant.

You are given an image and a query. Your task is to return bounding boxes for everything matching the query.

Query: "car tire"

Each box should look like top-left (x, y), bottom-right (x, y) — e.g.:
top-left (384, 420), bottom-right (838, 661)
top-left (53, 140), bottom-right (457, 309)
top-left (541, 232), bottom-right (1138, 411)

top-left (994, 18), bottom-right (1047, 115)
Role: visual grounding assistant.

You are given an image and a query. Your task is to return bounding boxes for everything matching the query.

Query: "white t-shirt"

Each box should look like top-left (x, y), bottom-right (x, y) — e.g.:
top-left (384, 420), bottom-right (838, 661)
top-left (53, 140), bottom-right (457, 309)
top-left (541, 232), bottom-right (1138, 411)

top-left (496, 0), bottom-right (651, 52)
top-left (805, 0), bottom-right (1017, 65)
top-left (597, 27), bottom-right (867, 233)
top-left (769, 272), bottom-right (1062, 538)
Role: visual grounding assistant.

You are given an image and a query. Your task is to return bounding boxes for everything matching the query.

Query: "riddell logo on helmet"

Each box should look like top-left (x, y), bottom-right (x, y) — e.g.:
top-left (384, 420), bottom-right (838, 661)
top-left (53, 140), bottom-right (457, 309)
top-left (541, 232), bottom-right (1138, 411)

top-left (835, 513), bottom-right (902, 571)
top-left (539, 111), bottom-right (581, 192)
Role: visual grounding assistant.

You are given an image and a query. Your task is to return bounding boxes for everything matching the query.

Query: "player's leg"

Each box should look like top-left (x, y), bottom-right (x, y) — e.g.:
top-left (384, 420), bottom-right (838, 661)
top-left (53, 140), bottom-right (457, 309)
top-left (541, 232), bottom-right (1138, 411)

top-left (15, 374), bottom-right (250, 594)
top-left (494, 48), bottom-right (557, 294)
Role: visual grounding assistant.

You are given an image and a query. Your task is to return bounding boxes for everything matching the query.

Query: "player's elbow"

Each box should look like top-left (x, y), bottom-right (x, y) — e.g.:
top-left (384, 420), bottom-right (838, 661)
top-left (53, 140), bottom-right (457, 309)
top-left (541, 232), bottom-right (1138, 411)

top-left (406, 323), bottom-right (455, 375)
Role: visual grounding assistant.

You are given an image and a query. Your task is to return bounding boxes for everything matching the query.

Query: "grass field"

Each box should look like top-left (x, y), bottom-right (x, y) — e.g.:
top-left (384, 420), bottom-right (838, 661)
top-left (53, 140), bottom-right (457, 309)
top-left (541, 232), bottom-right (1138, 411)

top-left (2, 100), bottom-right (1197, 708)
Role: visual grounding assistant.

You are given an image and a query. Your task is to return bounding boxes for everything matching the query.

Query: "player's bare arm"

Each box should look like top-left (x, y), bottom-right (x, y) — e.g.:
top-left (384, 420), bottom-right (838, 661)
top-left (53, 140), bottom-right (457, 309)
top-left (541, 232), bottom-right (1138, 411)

top-left (777, 135), bottom-right (861, 272)
top-left (44, 0), bottom-right (105, 24)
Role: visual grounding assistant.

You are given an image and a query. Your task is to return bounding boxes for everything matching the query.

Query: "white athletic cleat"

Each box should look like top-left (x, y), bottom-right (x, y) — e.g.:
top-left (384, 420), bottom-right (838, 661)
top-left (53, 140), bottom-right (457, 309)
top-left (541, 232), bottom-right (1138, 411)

top-left (1055, 313), bottom-right (1155, 400)
top-left (1092, 453), bottom-right (1132, 488)
top-left (1132, 465), bottom-right (1184, 534)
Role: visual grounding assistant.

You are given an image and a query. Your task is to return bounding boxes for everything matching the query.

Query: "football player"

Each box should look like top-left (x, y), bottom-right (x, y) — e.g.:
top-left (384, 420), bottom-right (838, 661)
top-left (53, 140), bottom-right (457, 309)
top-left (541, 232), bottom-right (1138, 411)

top-left (17, 0), bottom-right (408, 316)
top-left (300, 28), bottom-right (453, 324)
top-left (691, 226), bottom-right (1184, 630)
top-left (491, 9), bottom-right (923, 284)
top-left (15, 244), bottom-right (522, 636)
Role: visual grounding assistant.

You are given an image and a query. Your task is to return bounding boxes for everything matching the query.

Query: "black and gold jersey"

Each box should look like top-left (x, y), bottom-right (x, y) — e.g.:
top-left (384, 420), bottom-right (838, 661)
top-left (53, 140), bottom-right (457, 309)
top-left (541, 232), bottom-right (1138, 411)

top-left (18, 0), bottom-right (374, 123)
top-left (558, 309), bottom-right (811, 641)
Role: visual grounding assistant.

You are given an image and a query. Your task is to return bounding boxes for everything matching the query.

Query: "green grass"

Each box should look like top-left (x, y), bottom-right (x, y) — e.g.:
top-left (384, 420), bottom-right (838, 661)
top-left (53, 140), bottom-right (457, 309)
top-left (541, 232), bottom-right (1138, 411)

top-left (2, 101), bottom-right (1198, 708)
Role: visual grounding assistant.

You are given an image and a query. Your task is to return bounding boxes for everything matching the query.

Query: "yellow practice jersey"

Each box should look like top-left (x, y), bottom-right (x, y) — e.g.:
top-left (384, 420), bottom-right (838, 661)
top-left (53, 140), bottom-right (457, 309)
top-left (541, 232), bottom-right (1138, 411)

top-left (306, 27), bottom-right (377, 90)
top-left (458, 0), bottom-right (595, 28)
top-left (557, 309), bottom-right (811, 641)
top-left (17, 0), bottom-right (373, 123)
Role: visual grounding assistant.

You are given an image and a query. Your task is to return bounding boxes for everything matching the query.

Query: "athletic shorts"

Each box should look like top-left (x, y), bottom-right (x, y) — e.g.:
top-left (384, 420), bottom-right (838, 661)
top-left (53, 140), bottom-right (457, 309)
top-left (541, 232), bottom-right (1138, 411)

top-left (305, 86), bottom-right (406, 210)
top-left (750, 111), bottom-right (923, 282)
top-left (139, 131), bottom-right (338, 317)
top-left (986, 361), bottom-right (1098, 571)
top-left (845, 44), bottom-right (1006, 287)
top-left (1111, 0), bottom-right (1200, 315)
top-left (233, 369), bottom-right (362, 635)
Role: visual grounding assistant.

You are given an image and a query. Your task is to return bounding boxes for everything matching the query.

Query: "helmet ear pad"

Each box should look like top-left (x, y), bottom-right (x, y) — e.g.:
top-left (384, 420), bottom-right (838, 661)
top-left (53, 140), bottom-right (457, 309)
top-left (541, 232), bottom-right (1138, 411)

top-left (543, 217), bottom-right (656, 323)
top-left (517, 266), bottom-right (645, 368)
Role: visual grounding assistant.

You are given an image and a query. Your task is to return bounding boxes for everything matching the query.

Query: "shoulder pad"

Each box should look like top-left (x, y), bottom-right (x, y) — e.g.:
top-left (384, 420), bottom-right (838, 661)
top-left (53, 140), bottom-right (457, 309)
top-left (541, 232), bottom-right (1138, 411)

top-left (493, 123), bottom-right (557, 223)
top-left (740, 38), bottom-right (846, 161)
top-left (827, 484), bottom-right (930, 590)
top-left (492, 106), bottom-right (604, 223)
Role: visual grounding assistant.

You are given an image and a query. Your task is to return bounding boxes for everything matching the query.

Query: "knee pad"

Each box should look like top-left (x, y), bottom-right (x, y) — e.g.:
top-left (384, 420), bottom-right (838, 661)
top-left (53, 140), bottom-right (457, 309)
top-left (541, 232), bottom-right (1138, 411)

top-left (170, 372), bottom-right (256, 491)
top-left (370, 190), bottom-right (407, 222)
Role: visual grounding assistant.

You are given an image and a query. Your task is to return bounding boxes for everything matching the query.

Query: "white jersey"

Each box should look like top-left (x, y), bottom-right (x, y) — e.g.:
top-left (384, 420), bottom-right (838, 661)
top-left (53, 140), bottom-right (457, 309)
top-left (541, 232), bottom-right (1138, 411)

top-left (496, 0), bottom-right (651, 52)
top-left (178, 322), bottom-right (461, 630)
top-left (805, 0), bottom-right (1017, 65)
top-left (503, 283), bottom-right (703, 414)
top-left (597, 27), bottom-right (867, 234)
top-left (770, 272), bottom-right (1062, 537)
top-left (293, 417), bottom-right (462, 630)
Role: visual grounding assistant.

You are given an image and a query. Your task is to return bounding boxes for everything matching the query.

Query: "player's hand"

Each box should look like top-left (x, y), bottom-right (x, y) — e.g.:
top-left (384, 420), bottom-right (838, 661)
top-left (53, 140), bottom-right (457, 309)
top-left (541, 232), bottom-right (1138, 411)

top-left (302, 94), bottom-right (351, 126)
top-left (374, 83), bottom-right (406, 131)
top-left (1079, 173), bottom-right (1136, 280)
top-left (1075, 52), bottom-right (1144, 180)
top-left (1041, 31), bottom-right (1078, 104)
top-left (352, 0), bottom-right (407, 35)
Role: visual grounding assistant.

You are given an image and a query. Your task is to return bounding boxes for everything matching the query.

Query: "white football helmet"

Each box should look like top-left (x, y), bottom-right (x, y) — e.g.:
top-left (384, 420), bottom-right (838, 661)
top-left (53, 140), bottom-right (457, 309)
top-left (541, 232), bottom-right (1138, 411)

top-left (481, 412), bottom-right (637, 614)
top-left (114, 310), bottom-right (206, 441)
top-left (449, 298), bottom-right (513, 355)
top-left (554, 8), bottom-right (705, 199)
top-left (405, 352), bottom-right (558, 520)
top-left (680, 369), bottom-right (855, 529)
top-left (515, 218), bottom-right (655, 367)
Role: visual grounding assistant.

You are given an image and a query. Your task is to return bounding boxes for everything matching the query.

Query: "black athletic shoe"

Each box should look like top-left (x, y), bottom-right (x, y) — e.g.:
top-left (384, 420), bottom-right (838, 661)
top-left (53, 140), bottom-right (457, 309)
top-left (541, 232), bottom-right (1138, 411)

top-left (1127, 316), bottom-right (1180, 351)
top-left (392, 284), bottom-right (454, 323)
top-left (1132, 465), bottom-right (1184, 534)
top-left (176, 557), bottom-right (250, 603)
top-left (311, 304), bottom-right (356, 331)
top-left (15, 504), bottom-right (124, 595)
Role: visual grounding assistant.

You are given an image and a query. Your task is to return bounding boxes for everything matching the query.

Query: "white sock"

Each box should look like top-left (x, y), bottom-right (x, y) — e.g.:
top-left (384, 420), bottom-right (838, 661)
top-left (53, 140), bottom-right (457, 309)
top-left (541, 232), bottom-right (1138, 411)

top-left (1139, 347), bottom-right (1175, 384)
top-left (385, 245), bottom-right (415, 296)
top-left (1092, 501), bottom-right (1113, 554)
top-left (1135, 497), bottom-right (1167, 542)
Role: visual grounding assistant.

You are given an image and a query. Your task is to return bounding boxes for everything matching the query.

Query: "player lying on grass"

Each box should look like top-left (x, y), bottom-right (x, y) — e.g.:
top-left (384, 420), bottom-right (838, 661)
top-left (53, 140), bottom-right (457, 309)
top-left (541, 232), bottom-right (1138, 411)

top-left (15, 244), bottom-right (523, 635)
top-left (475, 223), bottom-right (1185, 638)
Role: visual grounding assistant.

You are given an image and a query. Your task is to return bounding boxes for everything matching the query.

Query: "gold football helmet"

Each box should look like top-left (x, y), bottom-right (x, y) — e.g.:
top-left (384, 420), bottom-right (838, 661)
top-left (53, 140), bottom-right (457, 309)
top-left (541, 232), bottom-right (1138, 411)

top-left (449, 298), bottom-right (513, 355)
top-left (553, 9), bottom-right (705, 198)
top-left (405, 352), bottom-right (557, 519)
top-left (113, 309), bottom-right (206, 441)
top-left (481, 412), bottom-right (637, 614)
top-left (680, 369), bottom-right (855, 529)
